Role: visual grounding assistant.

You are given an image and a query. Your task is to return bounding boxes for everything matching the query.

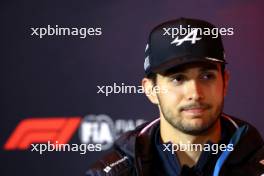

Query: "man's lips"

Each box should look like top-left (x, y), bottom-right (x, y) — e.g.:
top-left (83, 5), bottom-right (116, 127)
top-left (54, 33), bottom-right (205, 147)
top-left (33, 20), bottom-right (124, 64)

top-left (182, 108), bottom-right (206, 114)
top-left (180, 104), bottom-right (211, 115)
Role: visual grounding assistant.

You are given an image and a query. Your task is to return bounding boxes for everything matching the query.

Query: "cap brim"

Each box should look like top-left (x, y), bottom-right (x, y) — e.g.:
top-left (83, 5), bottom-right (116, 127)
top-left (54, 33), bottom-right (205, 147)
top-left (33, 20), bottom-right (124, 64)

top-left (151, 56), bottom-right (226, 74)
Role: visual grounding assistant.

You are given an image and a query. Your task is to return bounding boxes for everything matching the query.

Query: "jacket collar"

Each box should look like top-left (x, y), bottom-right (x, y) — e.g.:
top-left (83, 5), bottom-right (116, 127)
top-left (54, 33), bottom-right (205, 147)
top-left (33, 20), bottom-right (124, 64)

top-left (224, 116), bottom-right (264, 165)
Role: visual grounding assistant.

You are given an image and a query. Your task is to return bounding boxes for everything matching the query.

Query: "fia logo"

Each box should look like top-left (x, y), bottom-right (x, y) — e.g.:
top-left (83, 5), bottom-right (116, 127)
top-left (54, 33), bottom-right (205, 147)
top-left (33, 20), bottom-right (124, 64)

top-left (79, 114), bottom-right (145, 150)
top-left (171, 29), bottom-right (201, 46)
top-left (79, 114), bottom-right (115, 150)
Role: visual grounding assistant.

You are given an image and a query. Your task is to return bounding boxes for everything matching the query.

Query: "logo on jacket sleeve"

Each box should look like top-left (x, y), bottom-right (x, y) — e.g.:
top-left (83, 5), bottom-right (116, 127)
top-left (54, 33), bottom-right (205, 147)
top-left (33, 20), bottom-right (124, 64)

top-left (103, 166), bottom-right (111, 173)
top-left (103, 156), bottom-right (129, 173)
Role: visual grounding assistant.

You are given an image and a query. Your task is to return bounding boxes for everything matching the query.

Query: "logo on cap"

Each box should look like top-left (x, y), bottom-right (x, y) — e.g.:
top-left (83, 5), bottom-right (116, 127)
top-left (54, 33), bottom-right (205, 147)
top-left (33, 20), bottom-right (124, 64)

top-left (144, 56), bottom-right (150, 71)
top-left (145, 43), bottom-right (149, 52)
top-left (171, 29), bottom-right (201, 46)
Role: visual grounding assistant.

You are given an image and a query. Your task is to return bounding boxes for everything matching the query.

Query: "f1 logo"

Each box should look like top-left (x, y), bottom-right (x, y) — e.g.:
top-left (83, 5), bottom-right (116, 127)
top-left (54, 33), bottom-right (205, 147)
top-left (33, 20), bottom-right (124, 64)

top-left (171, 29), bottom-right (201, 46)
top-left (4, 117), bottom-right (81, 150)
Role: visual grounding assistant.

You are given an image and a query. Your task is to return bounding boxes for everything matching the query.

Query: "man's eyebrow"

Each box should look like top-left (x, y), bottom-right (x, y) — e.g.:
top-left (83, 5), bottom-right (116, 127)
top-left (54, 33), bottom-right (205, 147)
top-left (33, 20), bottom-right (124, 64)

top-left (199, 65), bottom-right (219, 72)
top-left (162, 66), bottom-right (188, 75)
top-left (162, 63), bottom-right (219, 76)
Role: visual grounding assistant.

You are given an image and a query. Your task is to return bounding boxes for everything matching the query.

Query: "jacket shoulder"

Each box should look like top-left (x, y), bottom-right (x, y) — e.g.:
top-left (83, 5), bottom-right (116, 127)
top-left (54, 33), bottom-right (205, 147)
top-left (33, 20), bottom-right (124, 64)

top-left (222, 114), bottom-right (264, 175)
top-left (224, 146), bottom-right (264, 176)
top-left (247, 145), bottom-right (264, 173)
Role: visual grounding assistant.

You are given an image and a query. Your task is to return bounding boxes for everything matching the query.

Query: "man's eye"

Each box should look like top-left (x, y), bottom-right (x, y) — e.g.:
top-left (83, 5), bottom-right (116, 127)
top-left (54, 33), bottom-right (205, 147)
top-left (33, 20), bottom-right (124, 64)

top-left (171, 75), bottom-right (186, 84)
top-left (201, 73), bottom-right (216, 80)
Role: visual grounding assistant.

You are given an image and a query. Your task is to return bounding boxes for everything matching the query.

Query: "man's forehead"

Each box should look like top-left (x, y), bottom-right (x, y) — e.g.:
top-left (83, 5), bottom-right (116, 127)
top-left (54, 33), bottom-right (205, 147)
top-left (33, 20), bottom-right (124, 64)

top-left (161, 62), bottom-right (221, 76)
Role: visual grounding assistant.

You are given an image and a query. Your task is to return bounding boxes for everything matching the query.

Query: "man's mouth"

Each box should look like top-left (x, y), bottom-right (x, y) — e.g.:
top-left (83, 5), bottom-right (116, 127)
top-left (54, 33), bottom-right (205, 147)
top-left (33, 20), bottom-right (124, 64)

top-left (180, 104), bottom-right (211, 116)
top-left (182, 108), bottom-right (206, 115)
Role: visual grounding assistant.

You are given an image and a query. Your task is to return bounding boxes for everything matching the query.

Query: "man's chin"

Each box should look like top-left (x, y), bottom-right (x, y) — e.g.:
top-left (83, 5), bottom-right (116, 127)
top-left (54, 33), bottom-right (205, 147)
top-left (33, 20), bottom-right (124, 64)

top-left (179, 117), bottom-right (219, 135)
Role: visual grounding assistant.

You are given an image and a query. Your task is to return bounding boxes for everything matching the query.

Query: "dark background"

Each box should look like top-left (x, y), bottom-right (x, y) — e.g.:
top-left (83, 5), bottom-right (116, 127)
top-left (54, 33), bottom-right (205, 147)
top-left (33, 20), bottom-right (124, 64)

top-left (1, 0), bottom-right (263, 175)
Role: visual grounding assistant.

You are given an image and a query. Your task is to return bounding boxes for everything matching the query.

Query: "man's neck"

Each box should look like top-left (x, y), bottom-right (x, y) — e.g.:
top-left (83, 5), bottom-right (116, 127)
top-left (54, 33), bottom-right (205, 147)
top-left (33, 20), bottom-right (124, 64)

top-left (160, 116), bottom-right (221, 167)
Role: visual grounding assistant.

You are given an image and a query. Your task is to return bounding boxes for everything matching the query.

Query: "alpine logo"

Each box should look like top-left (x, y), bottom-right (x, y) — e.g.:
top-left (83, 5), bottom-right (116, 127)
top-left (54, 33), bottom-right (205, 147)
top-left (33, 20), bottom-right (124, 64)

top-left (171, 29), bottom-right (201, 46)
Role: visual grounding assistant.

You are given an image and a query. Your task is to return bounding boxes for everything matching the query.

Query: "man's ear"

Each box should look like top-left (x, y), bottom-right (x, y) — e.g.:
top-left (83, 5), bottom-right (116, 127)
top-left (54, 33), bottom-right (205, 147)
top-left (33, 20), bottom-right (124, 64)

top-left (223, 70), bottom-right (230, 96)
top-left (141, 78), bottom-right (159, 105)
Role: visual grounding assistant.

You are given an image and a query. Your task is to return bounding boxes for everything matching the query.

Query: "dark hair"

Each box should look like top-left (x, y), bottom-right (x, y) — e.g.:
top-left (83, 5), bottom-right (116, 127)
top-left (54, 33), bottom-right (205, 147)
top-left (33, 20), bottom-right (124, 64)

top-left (146, 72), bottom-right (157, 85)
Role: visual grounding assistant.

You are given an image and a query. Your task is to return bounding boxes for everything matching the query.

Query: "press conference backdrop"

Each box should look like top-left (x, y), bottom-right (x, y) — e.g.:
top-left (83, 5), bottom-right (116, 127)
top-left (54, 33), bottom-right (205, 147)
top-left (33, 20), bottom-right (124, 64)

top-left (1, 0), bottom-right (263, 175)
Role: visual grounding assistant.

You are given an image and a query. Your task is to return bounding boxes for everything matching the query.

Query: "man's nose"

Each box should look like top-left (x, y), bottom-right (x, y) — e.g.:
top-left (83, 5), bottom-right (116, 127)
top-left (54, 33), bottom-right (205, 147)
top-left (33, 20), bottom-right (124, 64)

top-left (185, 80), bottom-right (204, 101)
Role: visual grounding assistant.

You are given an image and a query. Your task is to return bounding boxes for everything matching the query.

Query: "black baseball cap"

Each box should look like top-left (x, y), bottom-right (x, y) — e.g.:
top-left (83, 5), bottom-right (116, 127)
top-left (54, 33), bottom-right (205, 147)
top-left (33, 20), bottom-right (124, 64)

top-left (144, 17), bottom-right (226, 75)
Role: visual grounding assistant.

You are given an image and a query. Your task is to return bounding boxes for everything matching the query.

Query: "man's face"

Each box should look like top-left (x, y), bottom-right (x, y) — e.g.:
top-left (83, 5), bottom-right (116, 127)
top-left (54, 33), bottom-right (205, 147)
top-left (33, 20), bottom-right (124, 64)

top-left (155, 62), bottom-right (228, 135)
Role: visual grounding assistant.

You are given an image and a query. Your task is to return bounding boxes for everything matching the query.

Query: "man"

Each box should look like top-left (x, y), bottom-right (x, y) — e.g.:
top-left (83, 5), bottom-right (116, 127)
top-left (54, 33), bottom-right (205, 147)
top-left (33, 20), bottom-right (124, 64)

top-left (86, 18), bottom-right (264, 176)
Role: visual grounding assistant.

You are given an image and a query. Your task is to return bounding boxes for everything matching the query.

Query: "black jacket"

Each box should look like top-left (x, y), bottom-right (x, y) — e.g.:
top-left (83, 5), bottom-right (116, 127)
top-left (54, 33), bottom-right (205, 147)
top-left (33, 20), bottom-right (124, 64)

top-left (86, 114), bottom-right (264, 176)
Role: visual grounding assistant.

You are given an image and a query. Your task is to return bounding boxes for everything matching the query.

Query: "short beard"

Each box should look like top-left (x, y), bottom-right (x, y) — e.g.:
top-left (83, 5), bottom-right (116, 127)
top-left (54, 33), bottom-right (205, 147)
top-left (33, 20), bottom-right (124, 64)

top-left (158, 97), bottom-right (224, 136)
